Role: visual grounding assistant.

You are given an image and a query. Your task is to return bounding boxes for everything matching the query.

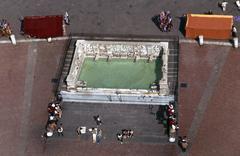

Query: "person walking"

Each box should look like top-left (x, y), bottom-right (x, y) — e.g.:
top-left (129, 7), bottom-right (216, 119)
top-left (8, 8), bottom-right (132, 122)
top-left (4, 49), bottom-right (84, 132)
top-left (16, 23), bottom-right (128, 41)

top-left (76, 126), bottom-right (81, 136)
top-left (117, 133), bottom-right (123, 144)
top-left (178, 136), bottom-right (189, 152)
top-left (64, 12), bottom-right (70, 25)
top-left (94, 115), bottom-right (102, 126)
top-left (57, 123), bottom-right (64, 136)
top-left (41, 132), bottom-right (48, 143)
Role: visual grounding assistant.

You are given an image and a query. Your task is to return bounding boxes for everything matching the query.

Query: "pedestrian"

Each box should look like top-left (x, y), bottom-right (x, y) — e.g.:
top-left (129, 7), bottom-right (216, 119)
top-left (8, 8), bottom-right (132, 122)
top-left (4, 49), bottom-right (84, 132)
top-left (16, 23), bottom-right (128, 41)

top-left (219, 1), bottom-right (228, 11)
top-left (48, 103), bottom-right (55, 113)
top-left (41, 132), bottom-right (48, 143)
top-left (232, 26), bottom-right (238, 37)
top-left (57, 123), bottom-right (64, 136)
top-left (94, 115), bottom-right (102, 126)
top-left (64, 12), bottom-right (70, 25)
top-left (76, 126), bottom-right (81, 136)
top-left (236, 1), bottom-right (240, 10)
top-left (167, 103), bottom-right (175, 116)
top-left (96, 129), bottom-right (102, 144)
top-left (178, 136), bottom-right (189, 152)
top-left (55, 105), bottom-right (62, 119)
top-left (92, 128), bottom-right (97, 143)
top-left (128, 129), bottom-right (134, 138)
top-left (117, 133), bottom-right (123, 144)
top-left (76, 126), bottom-right (86, 136)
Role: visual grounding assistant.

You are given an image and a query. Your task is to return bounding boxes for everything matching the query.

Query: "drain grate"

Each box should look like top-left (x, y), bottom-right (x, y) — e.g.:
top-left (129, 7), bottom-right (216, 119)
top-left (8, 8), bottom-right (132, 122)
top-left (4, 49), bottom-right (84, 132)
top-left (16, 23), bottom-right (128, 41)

top-left (180, 82), bottom-right (188, 88)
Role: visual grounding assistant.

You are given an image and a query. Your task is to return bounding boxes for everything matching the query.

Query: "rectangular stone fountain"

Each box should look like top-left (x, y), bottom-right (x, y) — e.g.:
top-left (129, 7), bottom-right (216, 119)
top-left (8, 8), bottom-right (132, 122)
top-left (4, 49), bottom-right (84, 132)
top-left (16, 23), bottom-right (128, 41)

top-left (60, 39), bottom-right (174, 105)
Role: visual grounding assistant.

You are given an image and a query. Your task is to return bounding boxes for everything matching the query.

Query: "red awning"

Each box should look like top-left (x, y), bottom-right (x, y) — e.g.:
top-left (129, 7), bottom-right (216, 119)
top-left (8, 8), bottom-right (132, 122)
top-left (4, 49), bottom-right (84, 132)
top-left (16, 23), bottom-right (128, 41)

top-left (23, 15), bottom-right (63, 38)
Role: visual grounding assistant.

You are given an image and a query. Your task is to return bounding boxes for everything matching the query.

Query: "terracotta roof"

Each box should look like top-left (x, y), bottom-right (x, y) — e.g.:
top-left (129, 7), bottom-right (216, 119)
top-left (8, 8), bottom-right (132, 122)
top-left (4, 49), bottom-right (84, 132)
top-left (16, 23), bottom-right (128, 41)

top-left (186, 14), bottom-right (233, 30)
top-left (185, 14), bottom-right (233, 39)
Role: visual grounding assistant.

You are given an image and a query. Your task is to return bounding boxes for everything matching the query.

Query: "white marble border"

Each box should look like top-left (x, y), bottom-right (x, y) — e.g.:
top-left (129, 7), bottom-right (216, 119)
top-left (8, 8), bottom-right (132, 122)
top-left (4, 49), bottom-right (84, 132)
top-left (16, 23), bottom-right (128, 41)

top-left (66, 39), bottom-right (170, 96)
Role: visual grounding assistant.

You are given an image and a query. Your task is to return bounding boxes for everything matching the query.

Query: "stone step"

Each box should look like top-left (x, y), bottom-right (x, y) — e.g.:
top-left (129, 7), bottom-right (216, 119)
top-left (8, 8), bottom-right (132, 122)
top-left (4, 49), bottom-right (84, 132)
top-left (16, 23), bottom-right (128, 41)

top-left (62, 66), bottom-right (70, 70)
top-left (63, 64), bottom-right (71, 68)
top-left (168, 56), bottom-right (178, 63)
top-left (62, 67), bottom-right (69, 73)
top-left (61, 71), bottom-right (69, 76)
top-left (65, 53), bottom-right (74, 59)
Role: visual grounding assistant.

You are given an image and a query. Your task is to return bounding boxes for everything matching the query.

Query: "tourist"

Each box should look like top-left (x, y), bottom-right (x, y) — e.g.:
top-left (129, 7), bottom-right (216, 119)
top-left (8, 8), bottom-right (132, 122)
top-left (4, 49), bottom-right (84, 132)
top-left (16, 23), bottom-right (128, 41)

top-left (64, 12), bottom-right (70, 25)
top-left (94, 115), bottom-right (102, 126)
top-left (128, 129), bottom-right (134, 138)
top-left (54, 105), bottom-right (62, 119)
top-left (219, 1), bottom-right (228, 11)
top-left (88, 128), bottom-right (98, 143)
top-left (236, 1), bottom-right (240, 10)
top-left (76, 126), bottom-right (82, 136)
top-left (178, 136), bottom-right (189, 152)
top-left (57, 123), bottom-right (64, 136)
top-left (96, 129), bottom-right (102, 144)
top-left (76, 126), bottom-right (86, 136)
top-left (117, 133), bottom-right (123, 144)
top-left (48, 103), bottom-right (55, 113)
top-left (167, 104), bottom-right (175, 116)
top-left (232, 26), bottom-right (238, 37)
top-left (41, 132), bottom-right (48, 143)
top-left (46, 122), bottom-right (57, 137)
top-left (168, 116), bottom-right (177, 126)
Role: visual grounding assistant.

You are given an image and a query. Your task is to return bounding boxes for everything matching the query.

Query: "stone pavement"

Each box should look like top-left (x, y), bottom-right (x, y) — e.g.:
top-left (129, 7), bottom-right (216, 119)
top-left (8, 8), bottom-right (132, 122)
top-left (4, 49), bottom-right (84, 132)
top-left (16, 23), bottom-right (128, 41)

top-left (0, 0), bottom-right (240, 39)
top-left (60, 102), bottom-right (168, 144)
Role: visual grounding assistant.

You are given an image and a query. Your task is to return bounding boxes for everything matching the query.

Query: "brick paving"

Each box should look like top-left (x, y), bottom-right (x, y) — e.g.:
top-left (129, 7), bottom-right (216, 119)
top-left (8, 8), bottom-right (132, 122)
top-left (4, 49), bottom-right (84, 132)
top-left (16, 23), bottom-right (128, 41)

top-left (0, 0), bottom-right (240, 155)
top-left (188, 50), bottom-right (240, 156)
top-left (0, 41), bottom-right (67, 156)
top-left (178, 43), bottom-right (240, 156)
top-left (0, 38), bottom-right (240, 156)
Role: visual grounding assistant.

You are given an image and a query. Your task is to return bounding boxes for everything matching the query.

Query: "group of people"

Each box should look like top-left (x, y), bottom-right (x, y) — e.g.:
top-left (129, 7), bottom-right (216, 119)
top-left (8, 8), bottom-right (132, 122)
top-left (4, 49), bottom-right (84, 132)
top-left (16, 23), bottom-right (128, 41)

top-left (167, 102), bottom-right (179, 143)
top-left (75, 115), bottom-right (103, 144)
top-left (166, 102), bottom-right (188, 152)
top-left (117, 129), bottom-right (134, 144)
top-left (42, 97), bottom-right (64, 141)
top-left (75, 115), bottom-right (135, 144)
top-left (158, 11), bottom-right (173, 32)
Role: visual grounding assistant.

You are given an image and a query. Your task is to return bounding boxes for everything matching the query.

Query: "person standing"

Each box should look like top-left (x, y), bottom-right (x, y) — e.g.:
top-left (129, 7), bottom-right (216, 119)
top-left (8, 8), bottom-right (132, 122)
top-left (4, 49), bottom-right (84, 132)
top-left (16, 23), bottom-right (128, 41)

top-left (96, 129), bottom-right (102, 144)
top-left (57, 123), bottom-right (64, 136)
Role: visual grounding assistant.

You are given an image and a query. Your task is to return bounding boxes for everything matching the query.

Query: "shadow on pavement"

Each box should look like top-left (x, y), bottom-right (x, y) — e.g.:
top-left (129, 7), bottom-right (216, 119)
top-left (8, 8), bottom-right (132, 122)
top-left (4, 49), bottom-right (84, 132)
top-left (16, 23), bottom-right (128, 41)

top-left (177, 16), bottom-right (186, 36)
top-left (151, 15), bottom-right (161, 30)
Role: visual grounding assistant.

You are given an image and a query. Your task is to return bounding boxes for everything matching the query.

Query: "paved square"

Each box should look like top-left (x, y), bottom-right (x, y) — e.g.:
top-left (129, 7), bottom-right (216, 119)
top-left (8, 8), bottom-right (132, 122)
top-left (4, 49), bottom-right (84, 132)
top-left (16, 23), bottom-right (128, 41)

top-left (60, 102), bottom-right (167, 144)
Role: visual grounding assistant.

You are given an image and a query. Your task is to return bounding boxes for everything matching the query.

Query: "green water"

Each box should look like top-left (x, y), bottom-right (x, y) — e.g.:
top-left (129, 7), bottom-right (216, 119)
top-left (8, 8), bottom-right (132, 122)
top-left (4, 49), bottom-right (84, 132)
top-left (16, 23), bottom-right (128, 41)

top-left (78, 58), bottom-right (162, 89)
